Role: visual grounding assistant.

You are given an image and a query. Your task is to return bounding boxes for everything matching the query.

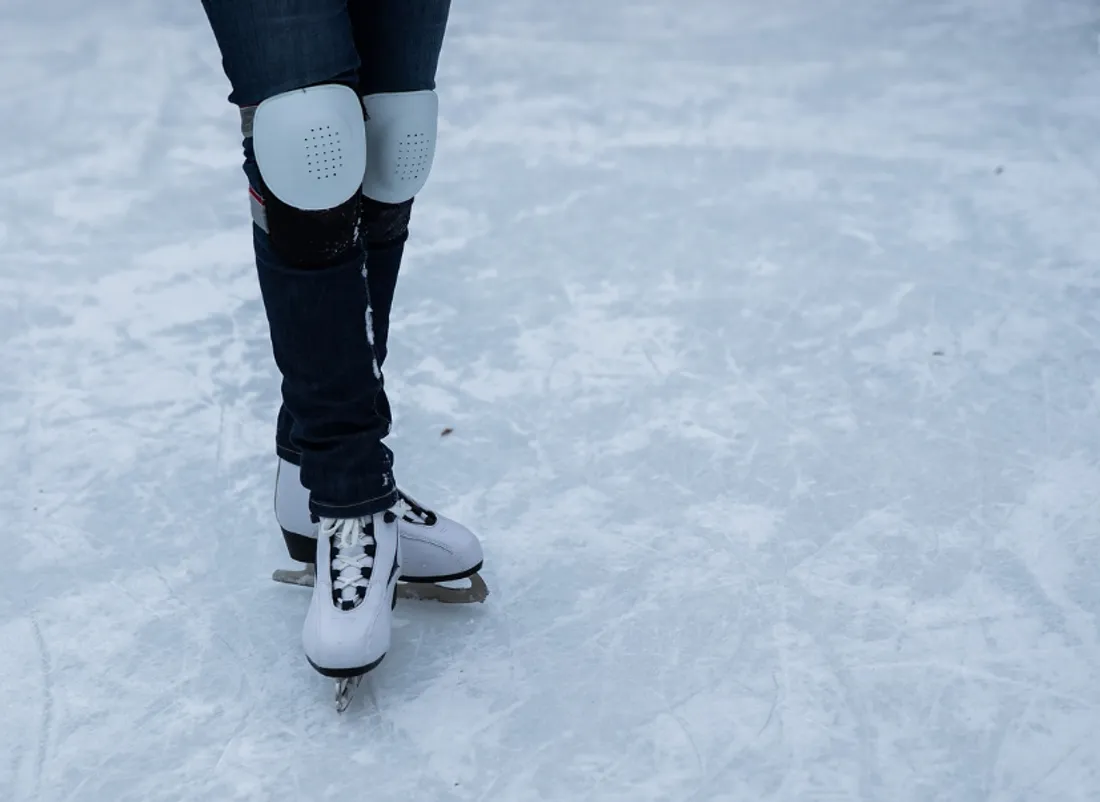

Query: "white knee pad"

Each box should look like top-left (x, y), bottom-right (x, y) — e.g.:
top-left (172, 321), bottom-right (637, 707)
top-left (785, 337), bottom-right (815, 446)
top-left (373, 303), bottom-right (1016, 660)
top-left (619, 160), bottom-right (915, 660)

top-left (361, 90), bottom-right (438, 204)
top-left (252, 84), bottom-right (367, 211)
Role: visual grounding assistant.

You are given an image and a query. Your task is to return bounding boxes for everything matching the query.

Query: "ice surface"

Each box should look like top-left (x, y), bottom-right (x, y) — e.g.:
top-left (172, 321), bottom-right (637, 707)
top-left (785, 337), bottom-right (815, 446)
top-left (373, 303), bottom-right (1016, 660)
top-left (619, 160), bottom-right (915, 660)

top-left (3, 0), bottom-right (1100, 799)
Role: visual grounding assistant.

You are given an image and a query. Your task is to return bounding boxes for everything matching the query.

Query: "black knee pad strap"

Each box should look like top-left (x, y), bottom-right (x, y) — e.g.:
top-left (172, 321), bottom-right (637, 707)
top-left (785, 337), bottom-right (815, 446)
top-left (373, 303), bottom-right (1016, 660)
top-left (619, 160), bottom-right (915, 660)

top-left (263, 188), bottom-right (362, 269)
top-left (362, 197), bottom-right (413, 246)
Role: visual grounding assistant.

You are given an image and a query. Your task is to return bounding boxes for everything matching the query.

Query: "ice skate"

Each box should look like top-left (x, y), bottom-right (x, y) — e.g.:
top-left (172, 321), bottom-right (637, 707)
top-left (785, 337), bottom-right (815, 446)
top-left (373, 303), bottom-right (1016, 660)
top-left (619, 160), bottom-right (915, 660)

top-left (272, 458), bottom-right (487, 603)
top-left (303, 512), bottom-right (400, 712)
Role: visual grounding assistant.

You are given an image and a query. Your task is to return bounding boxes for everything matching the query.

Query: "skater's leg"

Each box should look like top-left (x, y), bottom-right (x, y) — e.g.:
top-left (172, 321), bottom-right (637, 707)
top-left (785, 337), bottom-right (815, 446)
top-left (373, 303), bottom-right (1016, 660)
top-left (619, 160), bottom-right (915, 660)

top-left (273, 0), bottom-right (451, 467)
top-left (202, 0), bottom-right (358, 108)
top-left (269, 0), bottom-right (485, 602)
top-left (351, 0), bottom-right (452, 365)
top-left (203, 0), bottom-right (398, 518)
top-left (352, 0), bottom-right (451, 99)
top-left (204, 1), bottom-right (405, 694)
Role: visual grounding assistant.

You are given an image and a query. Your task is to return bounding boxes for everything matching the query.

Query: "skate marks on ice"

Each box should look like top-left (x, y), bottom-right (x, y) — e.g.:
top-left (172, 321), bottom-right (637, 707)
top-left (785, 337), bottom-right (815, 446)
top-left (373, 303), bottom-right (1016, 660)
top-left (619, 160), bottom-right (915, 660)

top-left (403, 1), bottom-right (1100, 799)
top-left (1, 617), bottom-right (54, 802)
top-left (752, 462), bottom-right (1100, 800)
top-left (3, 0), bottom-right (1100, 799)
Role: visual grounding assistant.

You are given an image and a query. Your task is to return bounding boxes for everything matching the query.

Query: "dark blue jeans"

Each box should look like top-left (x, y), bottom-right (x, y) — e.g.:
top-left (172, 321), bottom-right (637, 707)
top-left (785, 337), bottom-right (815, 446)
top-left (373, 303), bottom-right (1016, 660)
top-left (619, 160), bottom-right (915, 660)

top-left (202, 0), bottom-right (451, 518)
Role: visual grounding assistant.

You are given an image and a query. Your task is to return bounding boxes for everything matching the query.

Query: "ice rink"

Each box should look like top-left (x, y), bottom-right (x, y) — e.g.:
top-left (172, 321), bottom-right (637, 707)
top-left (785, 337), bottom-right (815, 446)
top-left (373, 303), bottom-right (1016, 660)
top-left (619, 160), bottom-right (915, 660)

top-left (2, 0), bottom-right (1100, 799)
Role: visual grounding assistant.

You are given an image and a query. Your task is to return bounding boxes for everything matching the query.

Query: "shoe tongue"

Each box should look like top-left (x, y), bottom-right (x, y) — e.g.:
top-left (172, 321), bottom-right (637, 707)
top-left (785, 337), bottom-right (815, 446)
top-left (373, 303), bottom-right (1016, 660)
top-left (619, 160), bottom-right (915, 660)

top-left (334, 518), bottom-right (367, 551)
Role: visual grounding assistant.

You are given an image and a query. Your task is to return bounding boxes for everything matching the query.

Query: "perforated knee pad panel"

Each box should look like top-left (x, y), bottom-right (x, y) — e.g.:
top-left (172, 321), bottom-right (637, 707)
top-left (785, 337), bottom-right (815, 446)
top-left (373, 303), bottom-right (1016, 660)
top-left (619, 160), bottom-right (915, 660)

top-left (361, 91), bottom-right (438, 204)
top-left (252, 84), bottom-right (367, 267)
top-left (253, 84), bottom-right (366, 210)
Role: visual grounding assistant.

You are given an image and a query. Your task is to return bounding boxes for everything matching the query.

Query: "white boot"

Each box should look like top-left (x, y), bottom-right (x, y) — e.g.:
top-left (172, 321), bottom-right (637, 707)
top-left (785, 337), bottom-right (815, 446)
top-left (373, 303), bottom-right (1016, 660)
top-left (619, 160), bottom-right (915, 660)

top-left (302, 512), bottom-right (400, 679)
top-left (275, 457), bottom-right (484, 584)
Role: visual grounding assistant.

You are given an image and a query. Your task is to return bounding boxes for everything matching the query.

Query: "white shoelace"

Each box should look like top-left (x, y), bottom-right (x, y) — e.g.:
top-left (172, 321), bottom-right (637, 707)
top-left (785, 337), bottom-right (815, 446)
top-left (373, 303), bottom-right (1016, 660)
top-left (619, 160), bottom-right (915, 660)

top-left (390, 497), bottom-right (413, 520)
top-left (326, 518), bottom-right (375, 603)
top-left (393, 493), bottom-right (435, 526)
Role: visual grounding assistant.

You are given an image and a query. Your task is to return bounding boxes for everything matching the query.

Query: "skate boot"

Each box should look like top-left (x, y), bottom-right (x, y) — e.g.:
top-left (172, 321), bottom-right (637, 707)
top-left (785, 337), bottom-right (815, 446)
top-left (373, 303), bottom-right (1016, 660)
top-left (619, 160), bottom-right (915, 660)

top-left (304, 512), bottom-right (400, 711)
top-left (273, 458), bottom-right (487, 603)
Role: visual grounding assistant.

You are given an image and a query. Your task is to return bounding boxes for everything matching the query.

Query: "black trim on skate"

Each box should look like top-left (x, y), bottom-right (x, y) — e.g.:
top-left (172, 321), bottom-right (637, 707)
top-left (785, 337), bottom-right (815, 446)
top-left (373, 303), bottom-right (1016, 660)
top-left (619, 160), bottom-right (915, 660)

top-left (398, 492), bottom-right (438, 526)
top-left (282, 527), bottom-right (317, 563)
top-left (307, 652), bottom-right (386, 679)
top-left (400, 560), bottom-right (484, 585)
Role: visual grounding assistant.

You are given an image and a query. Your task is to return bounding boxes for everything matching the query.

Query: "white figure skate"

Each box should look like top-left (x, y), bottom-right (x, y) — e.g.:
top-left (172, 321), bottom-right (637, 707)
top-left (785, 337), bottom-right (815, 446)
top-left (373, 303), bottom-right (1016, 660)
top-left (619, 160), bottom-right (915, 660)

top-left (272, 458), bottom-right (487, 604)
top-left (304, 513), bottom-right (400, 712)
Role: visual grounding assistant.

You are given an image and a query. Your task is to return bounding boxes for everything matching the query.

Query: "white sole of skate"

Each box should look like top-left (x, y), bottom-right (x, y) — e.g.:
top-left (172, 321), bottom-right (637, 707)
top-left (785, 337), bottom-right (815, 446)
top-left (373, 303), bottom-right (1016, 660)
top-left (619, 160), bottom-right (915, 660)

top-left (306, 623), bottom-right (390, 714)
top-left (273, 563), bottom-right (489, 604)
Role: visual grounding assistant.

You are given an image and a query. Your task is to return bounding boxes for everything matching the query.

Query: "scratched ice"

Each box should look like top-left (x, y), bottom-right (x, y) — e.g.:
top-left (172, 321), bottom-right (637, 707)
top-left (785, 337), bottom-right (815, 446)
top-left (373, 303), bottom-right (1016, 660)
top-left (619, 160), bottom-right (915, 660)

top-left (2, 1), bottom-right (1099, 800)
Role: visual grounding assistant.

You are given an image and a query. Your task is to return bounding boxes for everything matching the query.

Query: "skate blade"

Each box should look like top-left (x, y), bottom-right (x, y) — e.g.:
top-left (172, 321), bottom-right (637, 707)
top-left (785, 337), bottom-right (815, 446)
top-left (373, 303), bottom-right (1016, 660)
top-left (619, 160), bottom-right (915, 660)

top-left (335, 676), bottom-right (361, 713)
top-left (273, 565), bottom-right (489, 604)
top-left (399, 573), bottom-right (489, 604)
top-left (271, 564), bottom-right (316, 587)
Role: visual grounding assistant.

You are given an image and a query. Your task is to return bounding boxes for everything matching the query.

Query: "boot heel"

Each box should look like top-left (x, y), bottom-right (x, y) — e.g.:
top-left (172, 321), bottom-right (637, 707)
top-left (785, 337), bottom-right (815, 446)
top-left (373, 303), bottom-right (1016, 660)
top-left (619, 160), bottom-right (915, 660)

top-left (282, 528), bottom-right (317, 564)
